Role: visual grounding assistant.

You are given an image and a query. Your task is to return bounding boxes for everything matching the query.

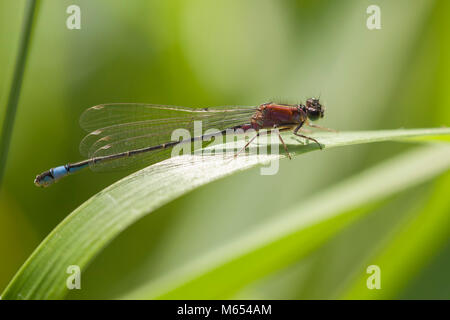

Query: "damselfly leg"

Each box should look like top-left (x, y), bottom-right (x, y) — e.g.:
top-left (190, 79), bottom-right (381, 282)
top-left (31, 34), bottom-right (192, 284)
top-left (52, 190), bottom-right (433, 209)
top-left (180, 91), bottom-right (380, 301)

top-left (234, 127), bottom-right (292, 158)
top-left (307, 123), bottom-right (338, 132)
top-left (293, 122), bottom-right (323, 149)
top-left (234, 132), bottom-right (260, 158)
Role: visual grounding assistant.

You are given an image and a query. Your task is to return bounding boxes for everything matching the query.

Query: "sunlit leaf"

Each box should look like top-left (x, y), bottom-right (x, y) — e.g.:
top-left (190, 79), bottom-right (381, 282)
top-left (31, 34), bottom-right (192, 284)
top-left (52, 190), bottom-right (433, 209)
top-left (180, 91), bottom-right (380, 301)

top-left (2, 128), bottom-right (449, 299)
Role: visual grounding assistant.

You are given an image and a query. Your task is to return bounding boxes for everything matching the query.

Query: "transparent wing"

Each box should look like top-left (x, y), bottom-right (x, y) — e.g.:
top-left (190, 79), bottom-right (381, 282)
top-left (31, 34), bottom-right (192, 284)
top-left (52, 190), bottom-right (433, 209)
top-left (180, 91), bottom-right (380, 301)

top-left (79, 103), bottom-right (256, 132)
top-left (78, 104), bottom-right (256, 172)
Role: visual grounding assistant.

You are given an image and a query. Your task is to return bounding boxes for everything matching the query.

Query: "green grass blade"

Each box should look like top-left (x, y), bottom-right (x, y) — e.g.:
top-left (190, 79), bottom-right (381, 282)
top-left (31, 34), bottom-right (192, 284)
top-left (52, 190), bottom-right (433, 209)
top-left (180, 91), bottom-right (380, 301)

top-left (342, 172), bottom-right (450, 299)
top-left (125, 144), bottom-right (450, 299)
top-left (1, 128), bottom-right (449, 299)
top-left (257, 128), bottom-right (450, 156)
top-left (0, 0), bottom-right (38, 186)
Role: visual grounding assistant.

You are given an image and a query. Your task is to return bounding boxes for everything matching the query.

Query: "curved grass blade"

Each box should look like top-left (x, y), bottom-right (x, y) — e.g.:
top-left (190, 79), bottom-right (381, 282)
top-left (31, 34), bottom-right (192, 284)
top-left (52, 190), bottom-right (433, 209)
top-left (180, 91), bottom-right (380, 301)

top-left (123, 145), bottom-right (450, 299)
top-left (2, 128), bottom-right (450, 299)
top-left (342, 172), bottom-right (450, 299)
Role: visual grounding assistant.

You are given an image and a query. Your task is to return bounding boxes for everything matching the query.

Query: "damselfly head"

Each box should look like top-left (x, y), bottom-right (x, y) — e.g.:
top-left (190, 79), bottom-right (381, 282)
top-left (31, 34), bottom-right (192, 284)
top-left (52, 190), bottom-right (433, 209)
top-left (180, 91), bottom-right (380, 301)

top-left (34, 170), bottom-right (54, 187)
top-left (305, 98), bottom-right (324, 121)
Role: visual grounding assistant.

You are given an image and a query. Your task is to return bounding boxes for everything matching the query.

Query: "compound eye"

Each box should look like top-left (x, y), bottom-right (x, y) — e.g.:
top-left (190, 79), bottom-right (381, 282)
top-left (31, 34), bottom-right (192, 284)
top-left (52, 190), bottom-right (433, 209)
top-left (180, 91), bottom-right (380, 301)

top-left (307, 108), bottom-right (320, 121)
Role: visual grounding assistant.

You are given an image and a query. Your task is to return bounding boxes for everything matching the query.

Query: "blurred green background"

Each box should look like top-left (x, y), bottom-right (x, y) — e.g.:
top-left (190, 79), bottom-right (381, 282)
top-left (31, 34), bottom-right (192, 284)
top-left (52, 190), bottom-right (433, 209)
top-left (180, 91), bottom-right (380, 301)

top-left (0, 0), bottom-right (449, 299)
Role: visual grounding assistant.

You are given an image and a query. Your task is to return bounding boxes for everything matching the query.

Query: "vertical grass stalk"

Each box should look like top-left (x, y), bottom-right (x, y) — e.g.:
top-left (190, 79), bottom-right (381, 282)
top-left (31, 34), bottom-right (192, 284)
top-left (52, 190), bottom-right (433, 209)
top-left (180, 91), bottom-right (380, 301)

top-left (0, 0), bottom-right (38, 186)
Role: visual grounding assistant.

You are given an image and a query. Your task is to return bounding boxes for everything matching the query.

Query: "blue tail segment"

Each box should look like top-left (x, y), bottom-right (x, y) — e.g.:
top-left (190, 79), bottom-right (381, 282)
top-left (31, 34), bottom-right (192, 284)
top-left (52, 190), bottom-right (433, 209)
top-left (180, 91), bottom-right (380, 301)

top-left (34, 162), bottom-right (89, 187)
top-left (51, 165), bottom-right (69, 180)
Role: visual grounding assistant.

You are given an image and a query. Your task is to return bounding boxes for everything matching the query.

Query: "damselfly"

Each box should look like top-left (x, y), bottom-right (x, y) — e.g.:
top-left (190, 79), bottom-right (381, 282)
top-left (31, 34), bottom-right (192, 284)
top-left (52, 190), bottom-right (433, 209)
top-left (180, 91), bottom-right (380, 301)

top-left (34, 98), bottom-right (333, 187)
